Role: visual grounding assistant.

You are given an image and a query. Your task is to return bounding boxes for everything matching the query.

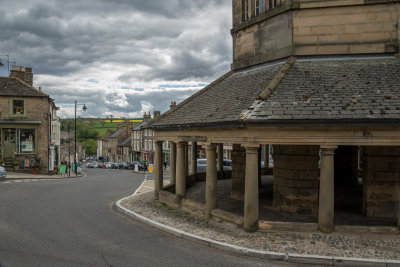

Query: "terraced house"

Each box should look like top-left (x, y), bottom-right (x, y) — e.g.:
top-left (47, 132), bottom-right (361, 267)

top-left (150, 0), bottom-right (400, 233)
top-left (0, 66), bottom-right (59, 173)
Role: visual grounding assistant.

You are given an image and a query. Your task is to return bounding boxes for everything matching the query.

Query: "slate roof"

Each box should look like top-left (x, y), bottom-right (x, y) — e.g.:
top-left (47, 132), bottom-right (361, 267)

top-left (109, 128), bottom-right (125, 138)
top-left (0, 77), bottom-right (48, 97)
top-left (118, 136), bottom-right (131, 147)
top-left (151, 55), bottom-right (400, 129)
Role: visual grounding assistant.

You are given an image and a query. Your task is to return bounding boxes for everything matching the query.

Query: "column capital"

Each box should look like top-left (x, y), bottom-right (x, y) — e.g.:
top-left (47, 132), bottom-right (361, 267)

top-left (243, 145), bottom-right (259, 154)
top-left (320, 145), bottom-right (338, 150)
top-left (205, 143), bottom-right (217, 149)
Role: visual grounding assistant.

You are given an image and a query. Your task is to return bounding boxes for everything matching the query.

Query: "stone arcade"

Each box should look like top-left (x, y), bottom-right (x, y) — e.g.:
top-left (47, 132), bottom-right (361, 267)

top-left (150, 0), bottom-right (400, 233)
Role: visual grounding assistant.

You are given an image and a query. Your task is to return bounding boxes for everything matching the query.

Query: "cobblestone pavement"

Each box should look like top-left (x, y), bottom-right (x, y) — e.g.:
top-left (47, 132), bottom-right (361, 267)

top-left (120, 192), bottom-right (400, 261)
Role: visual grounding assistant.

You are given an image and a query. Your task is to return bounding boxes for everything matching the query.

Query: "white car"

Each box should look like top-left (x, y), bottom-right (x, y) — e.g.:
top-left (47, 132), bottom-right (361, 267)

top-left (0, 166), bottom-right (6, 178)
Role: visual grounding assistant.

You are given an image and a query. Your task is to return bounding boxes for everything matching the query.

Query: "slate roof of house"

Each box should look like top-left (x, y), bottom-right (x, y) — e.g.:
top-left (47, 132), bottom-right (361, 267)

top-left (118, 136), bottom-right (131, 147)
top-left (133, 120), bottom-right (149, 131)
top-left (151, 55), bottom-right (400, 129)
top-left (109, 128), bottom-right (125, 138)
top-left (0, 77), bottom-right (48, 97)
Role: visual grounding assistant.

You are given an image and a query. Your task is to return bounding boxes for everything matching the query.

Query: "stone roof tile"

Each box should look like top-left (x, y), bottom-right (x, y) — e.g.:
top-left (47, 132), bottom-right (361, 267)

top-left (0, 77), bottom-right (48, 97)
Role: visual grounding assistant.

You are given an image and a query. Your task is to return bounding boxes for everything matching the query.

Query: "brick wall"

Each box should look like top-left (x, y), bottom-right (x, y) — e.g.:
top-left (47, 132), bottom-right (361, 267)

top-left (362, 146), bottom-right (400, 220)
top-left (272, 145), bottom-right (320, 215)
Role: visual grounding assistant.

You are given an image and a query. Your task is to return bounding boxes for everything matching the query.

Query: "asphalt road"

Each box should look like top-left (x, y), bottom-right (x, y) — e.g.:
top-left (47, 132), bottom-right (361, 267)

top-left (0, 168), bottom-right (300, 267)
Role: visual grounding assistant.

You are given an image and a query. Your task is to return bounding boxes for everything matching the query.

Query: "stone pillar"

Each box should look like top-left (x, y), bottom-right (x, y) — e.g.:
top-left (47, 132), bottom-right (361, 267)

top-left (154, 141), bottom-right (163, 199)
top-left (231, 144), bottom-right (246, 200)
top-left (191, 142), bottom-right (197, 175)
top-left (170, 142), bottom-right (176, 184)
top-left (362, 146), bottom-right (400, 219)
top-left (184, 142), bottom-right (188, 178)
top-left (318, 146), bottom-right (337, 234)
top-left (263, 145), bottom-right (269, 167)
top-left (176, 142), bottom-right (186, 204)
top-left (244, 146), bottom-right (259, 232)
top-left (273, 145), bottom-right (320, 214)
top-left (205, 144), bottom-right (217, 219)
top-left (217, 144), bottom-right (223, 172)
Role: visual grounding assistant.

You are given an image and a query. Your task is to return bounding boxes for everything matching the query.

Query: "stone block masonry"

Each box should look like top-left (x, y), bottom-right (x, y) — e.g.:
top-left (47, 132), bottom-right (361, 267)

top-left (272, 145), bottom-right (320, 215)
top-left (362, 146), bottom-right (400, 221)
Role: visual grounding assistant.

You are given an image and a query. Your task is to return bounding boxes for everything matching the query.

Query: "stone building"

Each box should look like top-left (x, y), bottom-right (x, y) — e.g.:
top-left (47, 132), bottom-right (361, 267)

top-left (0, 66), bottom-right (59, 173)
top-left (150, 0), bottom-right (400, 233)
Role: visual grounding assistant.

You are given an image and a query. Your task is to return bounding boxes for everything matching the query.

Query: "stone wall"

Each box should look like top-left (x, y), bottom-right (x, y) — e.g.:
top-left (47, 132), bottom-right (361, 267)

top-left (362, 146), bottom-right (400, 220)
top-left (231, 1), bottom-right (400, 70)
top-left (272, 145), bottom-right (320, 215)
top-left (0, 96), bottom-right (50, 170)
top-left (293, 3), bottom-right (399, 55)
top-left (231, 144), bottom-right (246, 200)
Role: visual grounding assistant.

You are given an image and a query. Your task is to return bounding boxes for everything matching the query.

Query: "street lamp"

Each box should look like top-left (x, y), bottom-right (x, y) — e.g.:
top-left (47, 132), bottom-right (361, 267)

top-left (75, 100), bottom-right (87, 176)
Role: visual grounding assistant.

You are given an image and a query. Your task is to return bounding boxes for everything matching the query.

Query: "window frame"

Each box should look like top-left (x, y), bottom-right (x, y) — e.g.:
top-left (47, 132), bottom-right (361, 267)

top-left (10, 98), bottom-right (27, 117)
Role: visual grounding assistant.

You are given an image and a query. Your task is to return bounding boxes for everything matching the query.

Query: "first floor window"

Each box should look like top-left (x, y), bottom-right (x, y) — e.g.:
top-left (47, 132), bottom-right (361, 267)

top-left (242, 0), bottom-right (249, 20)
top-left (18, 129), bottom-right (35, 153)
top-left (255, 0), bottom-right (265, 15)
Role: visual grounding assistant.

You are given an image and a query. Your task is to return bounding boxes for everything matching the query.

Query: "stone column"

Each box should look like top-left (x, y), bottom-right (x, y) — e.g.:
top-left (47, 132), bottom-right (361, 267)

top-left (244, 145), bottom-right (259, 232)
top-left (170, 142), bottom-right (176, 184)
top-left (318, 146), bottom-right (337, 234)
top-left (184, 142), bottom-right (188, 178)
top-left (205, 144), bottom-right (217, 219)
top-left (264, 145), bottom-right (268, 168)
top-left (154, 141), bottom-right (163, 199)
top-left (176, 142), bottom-right (186, 204)
top-left (217, 144), bottom-right (223, 172)
top-left (191, 142), bottom-right (197, 175)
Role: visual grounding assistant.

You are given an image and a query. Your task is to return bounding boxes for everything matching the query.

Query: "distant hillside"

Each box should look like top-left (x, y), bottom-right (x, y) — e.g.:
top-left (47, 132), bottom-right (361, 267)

top-left (61, 118), bottom-right (143, 139)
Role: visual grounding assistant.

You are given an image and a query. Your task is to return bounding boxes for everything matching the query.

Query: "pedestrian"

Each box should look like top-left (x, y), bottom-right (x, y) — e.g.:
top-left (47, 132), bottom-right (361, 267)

top-left (163, 161), bottom-right (168, 170)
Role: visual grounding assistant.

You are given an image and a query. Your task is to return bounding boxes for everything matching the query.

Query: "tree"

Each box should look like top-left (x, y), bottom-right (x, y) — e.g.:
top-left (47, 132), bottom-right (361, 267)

top-left (83, 139), bottom-right (97, 155)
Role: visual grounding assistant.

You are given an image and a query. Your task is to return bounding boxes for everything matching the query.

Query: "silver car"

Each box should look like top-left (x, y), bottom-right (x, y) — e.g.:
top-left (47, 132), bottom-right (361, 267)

top-left (197, 159), bottom-right (232, 173)
top-left (0, 166), bottom-right (6, 178)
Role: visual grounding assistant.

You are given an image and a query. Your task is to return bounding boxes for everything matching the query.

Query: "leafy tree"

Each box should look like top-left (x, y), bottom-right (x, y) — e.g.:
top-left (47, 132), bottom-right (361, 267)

top-left (83, 139), bottom-right (97, 155)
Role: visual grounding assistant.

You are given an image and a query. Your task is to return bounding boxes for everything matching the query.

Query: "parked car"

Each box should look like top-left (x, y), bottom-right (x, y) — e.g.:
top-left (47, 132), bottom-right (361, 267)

top-left (130, 161), bottom-right (146, 171)
top-left (111, 162), bottom-right (119, 169)
top-left (196, 159), bottom-right (232, 173)
top-left (105, 162), bottom-right (112, 168)
top-left (0, 166), bottom-right (6, 178)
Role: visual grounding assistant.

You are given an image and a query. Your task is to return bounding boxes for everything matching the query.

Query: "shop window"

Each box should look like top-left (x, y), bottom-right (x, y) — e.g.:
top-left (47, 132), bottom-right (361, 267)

top-left (18, 129), bottom-right (35, 153)
top-left (11, 99), bottom-right (25, 116)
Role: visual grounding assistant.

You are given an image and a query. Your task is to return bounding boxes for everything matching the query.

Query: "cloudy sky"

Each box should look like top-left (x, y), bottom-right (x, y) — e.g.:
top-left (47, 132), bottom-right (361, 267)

top-left (0, 0), bottom-right (232, 118)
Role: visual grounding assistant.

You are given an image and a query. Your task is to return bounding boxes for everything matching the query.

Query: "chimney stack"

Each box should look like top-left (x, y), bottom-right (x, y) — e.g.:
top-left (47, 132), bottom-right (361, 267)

top-left (10, 66), bottom-right (33, 86)
top-left (170, 101), bottom-right (177, 110)
top-left (153, 110), bottom-right (161, 118)
top-left (125, 120), bottom-right (132, 136)
top-left (143, 112), bottom-right (152, 120)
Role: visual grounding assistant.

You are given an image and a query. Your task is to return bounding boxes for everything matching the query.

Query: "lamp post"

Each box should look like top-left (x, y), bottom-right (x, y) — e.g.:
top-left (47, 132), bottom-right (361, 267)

top-left (75, 100), bottom-right (87, 176)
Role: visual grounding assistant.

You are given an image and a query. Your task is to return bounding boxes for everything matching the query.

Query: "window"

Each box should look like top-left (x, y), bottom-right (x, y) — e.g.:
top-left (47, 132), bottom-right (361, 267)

top-left (242, 0), bottom-right (249, 20)
top-left (11, 99), bottom-right (25, 116)
top-left (255, 0), bottom-right (265, 15)
top-left (18, 129), bottom-right (35, 153)
top-left (268, 0), bottom-right (277, 9)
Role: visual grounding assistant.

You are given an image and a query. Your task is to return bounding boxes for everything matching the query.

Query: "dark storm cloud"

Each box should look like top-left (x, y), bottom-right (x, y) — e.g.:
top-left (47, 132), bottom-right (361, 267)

top-left (0, 0), bottom-right (232, 118)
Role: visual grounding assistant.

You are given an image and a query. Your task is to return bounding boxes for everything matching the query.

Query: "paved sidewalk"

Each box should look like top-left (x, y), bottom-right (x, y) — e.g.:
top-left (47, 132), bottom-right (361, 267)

top-left (117, 181), bottom-right (400, 266)
top-left (3, 171), bottom-right (86, 180)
